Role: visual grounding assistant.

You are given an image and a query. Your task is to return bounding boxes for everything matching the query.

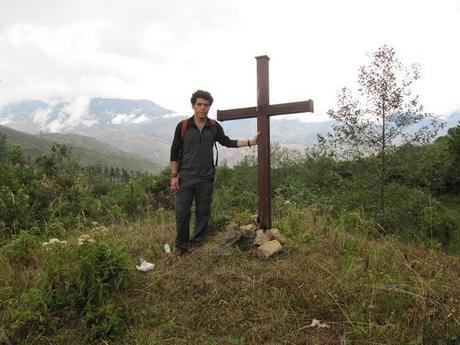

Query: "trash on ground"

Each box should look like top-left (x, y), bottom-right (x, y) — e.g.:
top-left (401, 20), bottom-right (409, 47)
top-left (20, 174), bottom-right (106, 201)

top-left (308, 319), bottom-right (330, 328)
top-left (136, 259), bottom-right (155, 272)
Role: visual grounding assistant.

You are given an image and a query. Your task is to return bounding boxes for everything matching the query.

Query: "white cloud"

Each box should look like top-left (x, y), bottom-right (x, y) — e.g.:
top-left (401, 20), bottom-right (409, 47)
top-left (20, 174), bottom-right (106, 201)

top-left (0, 0), bottom-right (459, 119)
top-left (131, 115), bottom-right (150, 124)
top-left (111, 113), bottom-right (150, 125)
top-left (32, 107), bottom-right (52, 129)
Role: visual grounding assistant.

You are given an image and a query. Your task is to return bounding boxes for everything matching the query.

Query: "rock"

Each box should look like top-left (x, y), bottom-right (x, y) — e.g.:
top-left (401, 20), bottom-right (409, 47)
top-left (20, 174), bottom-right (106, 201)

top-left (240, 224), bottom-right (257, 238)
top-left (221, 229), bottom-right (242, 247)
top-left (214, 247), bottom-right (232, 257)
top-left (253, 230), bottom-right (270, 246)
top-left (225, 222), bottom-right (239, 232)
top-left (266, 228), bottom-right (287, 244)
top-left (255, 240), bottom-right (282, 259)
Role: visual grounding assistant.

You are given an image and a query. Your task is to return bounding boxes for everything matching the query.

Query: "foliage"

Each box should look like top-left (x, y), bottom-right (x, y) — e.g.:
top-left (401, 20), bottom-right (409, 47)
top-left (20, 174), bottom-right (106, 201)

top-left (0, 230), bottom-right (40, 264)
top-left (0, 140), bottom-right (171, 239)
top-left (447, 124), bottom-right (460, 162)
top-left (319, 45), bottom-right (443, 230)
top-left (2, 237), bottom-right (132, 343)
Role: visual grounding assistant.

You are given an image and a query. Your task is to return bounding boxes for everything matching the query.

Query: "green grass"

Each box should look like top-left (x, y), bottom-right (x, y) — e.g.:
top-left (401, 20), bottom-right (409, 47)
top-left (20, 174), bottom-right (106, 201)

top-left (438, 194), bottom-right (460, 255)
top-left (2, 206), bottom-right (458, 344)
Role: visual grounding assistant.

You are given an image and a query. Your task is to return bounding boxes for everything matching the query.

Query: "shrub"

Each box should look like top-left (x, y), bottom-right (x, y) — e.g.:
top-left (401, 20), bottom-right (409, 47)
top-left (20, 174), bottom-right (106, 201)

top-left (0, 230), bottom-right (40, 264)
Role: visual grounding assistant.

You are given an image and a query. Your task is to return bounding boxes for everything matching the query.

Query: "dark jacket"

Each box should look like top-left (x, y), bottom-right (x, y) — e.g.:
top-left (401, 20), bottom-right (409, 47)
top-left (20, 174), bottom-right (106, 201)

top-left (170, 116), bottom-right (238, 177)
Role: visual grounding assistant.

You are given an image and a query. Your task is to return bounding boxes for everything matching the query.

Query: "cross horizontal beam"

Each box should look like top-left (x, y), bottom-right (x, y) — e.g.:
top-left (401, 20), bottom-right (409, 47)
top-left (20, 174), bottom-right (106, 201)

top-left (217, 100), bottom-right (314, 121)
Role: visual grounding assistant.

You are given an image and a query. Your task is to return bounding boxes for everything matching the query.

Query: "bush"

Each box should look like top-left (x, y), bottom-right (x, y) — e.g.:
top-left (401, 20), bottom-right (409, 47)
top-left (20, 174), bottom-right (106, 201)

top-left (9, 288), bottom-right (49, 340)
top-left (336, 209), bottom-right (378, 236)
top-left (3, 237), bottom-right (133, 344)
top-left (0, 230), bottom-right (40, 264)
top-left (43, 238), bottom-right (132, 309)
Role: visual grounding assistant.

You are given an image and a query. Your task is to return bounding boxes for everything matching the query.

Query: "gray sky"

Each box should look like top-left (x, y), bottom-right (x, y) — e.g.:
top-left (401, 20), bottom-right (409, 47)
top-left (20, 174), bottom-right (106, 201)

top-left (0, 0), bottom-right (459, 121)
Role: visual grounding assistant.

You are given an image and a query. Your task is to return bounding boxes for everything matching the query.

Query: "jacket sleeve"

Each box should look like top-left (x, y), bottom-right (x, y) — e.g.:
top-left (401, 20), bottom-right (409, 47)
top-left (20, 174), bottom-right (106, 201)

top-left (215, 122), bottom-right (238, 148)
top-left (170, 122), bottom-right (182, 161)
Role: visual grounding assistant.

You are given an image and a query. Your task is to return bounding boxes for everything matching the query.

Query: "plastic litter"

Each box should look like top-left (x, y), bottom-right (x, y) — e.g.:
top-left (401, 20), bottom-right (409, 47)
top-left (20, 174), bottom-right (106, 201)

top-left (164, 244), bottom-right (171, 254)
top-left (308, 319), bottom-right (330, 328)
top-left (136, 259), bottom-right (155, 272)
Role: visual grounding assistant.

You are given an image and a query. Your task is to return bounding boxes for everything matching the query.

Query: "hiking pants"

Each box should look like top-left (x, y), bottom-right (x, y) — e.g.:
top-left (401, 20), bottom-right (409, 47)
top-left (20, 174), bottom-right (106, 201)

top-left (175, 176), bottom-right (214, 250)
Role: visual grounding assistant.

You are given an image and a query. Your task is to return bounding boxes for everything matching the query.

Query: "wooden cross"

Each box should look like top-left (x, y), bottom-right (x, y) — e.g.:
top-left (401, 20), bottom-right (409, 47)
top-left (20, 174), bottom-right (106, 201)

top-left (217, 55), bottom-right (314, 229)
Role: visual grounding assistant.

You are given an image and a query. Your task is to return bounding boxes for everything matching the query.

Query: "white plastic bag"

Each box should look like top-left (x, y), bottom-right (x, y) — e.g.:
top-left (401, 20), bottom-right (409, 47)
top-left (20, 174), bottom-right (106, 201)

top-left (136, 259), bottom-right (155, 272)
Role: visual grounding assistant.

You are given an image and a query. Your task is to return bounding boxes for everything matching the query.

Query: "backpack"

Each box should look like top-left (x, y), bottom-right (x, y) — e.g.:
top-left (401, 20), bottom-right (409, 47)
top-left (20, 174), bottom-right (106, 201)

top-left (179, 118), bottom-right (219, 167)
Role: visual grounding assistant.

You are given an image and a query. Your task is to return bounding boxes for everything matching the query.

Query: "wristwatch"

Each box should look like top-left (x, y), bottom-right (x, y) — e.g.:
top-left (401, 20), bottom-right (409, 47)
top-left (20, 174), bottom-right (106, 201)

top-left (171, 172), bottom-right (178, 178)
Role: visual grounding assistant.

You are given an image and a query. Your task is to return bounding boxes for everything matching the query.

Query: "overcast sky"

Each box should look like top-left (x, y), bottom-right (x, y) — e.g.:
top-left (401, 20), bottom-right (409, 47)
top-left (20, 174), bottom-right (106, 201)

top-left (0, 0), bottom-right (459, 121)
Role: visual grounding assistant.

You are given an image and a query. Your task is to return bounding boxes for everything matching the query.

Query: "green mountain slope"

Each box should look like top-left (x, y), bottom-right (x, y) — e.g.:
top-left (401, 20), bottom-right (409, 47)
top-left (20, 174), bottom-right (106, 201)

top-left (0, 125), bottom-right (160, 173)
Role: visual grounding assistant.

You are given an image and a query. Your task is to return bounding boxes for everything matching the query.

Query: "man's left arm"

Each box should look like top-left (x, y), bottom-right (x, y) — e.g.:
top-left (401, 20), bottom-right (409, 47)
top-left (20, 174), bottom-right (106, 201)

top-left (235, 132), bottom-right (260, 147)
top-left (216, 123), bottom-right (260, 148)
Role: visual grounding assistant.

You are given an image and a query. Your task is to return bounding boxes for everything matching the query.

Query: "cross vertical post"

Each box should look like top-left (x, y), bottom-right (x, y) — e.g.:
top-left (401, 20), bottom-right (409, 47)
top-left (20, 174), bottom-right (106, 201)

top-left (256, 56), bottom-right (271, 229)
top-left (216, 56), bottom-right (314, 231)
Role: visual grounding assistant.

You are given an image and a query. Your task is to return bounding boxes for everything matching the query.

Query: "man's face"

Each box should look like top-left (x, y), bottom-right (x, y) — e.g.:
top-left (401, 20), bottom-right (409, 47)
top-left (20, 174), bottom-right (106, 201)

top-left (192, 97), bottom-right (211, 120)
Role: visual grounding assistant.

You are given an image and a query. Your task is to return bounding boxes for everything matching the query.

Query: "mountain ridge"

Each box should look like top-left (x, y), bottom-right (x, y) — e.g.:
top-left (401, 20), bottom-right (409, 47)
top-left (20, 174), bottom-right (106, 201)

top-left (1, 97), bottom-right (459, 165)
top-left (0, 124), bottom-right (160, 173)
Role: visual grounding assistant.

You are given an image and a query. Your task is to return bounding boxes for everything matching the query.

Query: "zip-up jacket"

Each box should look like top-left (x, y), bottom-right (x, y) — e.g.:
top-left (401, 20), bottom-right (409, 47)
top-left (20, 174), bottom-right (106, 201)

top-left (170, 116), bottom-right (238, 177)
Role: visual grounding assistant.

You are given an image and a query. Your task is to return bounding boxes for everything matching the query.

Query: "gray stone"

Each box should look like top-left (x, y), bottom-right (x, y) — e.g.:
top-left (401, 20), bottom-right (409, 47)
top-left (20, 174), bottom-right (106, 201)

top-left (220, 229), bottom-right (242, 247)
top-left (253, 230), bottom-right (270, 246)
top-left (240, 224), bottom-right (257, 238)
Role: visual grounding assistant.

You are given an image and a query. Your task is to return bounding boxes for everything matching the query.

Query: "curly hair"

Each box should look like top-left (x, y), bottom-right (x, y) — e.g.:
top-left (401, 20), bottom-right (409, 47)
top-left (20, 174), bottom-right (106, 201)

top-left (190, 90), bottom-right (214, 106)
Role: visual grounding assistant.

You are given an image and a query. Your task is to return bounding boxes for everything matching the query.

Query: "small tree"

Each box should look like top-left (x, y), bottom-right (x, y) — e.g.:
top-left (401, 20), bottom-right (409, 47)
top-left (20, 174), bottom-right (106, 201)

top-left (320, 45), bottom-right (443, 229)
top-left (446, 124), bottom-right (460, 162)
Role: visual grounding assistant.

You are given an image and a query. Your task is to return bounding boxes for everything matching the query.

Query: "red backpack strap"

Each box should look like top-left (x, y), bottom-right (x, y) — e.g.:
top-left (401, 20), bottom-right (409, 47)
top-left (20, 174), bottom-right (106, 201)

top-left (207, 118), bottom-right (217, 126)
top-left (180, 119), bottom-right (188, 138)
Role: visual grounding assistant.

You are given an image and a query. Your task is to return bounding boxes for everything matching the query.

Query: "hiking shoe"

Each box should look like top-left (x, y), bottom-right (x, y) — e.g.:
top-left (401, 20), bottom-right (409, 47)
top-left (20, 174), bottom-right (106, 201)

top-left (172, 247), bottom-right (189, 257)
top-left (190, 240), bottom-right (205, 249)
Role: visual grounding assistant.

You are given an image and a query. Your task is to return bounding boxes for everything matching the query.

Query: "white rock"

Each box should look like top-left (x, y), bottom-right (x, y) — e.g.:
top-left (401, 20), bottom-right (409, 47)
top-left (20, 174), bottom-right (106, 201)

top-left (266, 228), bottom-right (287, 244)
top-left (255, 240), bottom-right (282, 259)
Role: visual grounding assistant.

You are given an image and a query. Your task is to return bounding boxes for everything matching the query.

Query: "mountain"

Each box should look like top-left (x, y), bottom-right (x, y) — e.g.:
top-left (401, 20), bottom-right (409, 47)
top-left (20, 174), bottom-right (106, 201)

top-left (1, 98), bottom-right (458, 166)
top-left (0, 125), bottom-right (160, 173)
top-left (0, 98), bottom-right (334, 165)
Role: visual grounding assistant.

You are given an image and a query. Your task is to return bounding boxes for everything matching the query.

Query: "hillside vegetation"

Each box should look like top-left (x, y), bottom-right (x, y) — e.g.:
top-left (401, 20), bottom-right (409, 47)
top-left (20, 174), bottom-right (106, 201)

top-left (0, 124), bottom-right (459, 344)
top-left (0, 125), bottom-right (159, 173)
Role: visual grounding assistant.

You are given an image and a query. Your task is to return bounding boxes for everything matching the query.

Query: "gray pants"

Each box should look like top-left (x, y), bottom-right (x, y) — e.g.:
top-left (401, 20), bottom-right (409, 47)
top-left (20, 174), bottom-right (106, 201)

top-left (175, 175), bottom-right (214, 250)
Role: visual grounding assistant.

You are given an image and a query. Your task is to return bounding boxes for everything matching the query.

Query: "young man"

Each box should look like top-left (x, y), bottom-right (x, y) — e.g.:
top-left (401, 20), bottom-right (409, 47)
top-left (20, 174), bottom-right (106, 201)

top-left (170, 90), bottom-right (260, 254)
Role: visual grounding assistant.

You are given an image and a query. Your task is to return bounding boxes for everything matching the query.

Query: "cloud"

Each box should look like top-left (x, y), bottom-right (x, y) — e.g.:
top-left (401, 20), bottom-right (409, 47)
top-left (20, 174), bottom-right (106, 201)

top-left (0, 0), bottom-right (459, 117)
top-left (32, 107), bottom-right (53, 129)
top-left (111, 113), bottom-right (150, 125)
top-left (46, 97), bottom-right (91, 132)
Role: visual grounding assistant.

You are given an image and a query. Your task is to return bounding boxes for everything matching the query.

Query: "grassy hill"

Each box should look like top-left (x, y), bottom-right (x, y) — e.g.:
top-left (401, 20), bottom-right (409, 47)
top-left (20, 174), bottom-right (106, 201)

top-left (0, 125), bottom-right (161, 173)
top-left (1, 208), bottom-right (459, 344)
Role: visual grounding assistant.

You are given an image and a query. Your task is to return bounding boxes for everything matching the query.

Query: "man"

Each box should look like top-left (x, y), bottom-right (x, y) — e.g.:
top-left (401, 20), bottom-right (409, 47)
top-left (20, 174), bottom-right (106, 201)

top-left (170, 90), bottom-right (260, 254)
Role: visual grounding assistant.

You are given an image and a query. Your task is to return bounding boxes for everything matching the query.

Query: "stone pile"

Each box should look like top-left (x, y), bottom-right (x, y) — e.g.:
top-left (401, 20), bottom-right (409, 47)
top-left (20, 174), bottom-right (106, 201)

top-left (219, 222), bottom-right (287, 259)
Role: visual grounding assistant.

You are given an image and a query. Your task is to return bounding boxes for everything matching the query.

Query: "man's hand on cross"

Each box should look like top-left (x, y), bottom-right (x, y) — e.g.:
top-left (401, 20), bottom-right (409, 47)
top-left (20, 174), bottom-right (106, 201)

top-left (251, 132), bottom-right (261, 146)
